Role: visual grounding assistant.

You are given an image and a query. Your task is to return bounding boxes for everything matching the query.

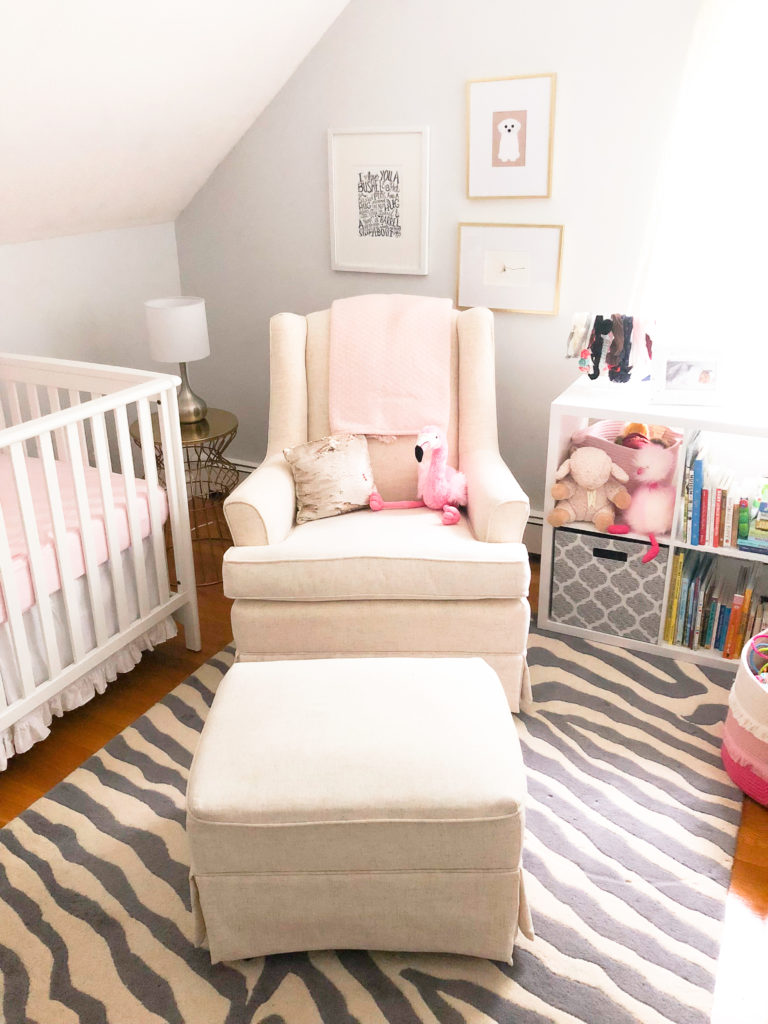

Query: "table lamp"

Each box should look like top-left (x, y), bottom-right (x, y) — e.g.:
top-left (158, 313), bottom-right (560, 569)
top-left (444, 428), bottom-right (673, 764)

top-left (145, 296), bottom-right (210, 423)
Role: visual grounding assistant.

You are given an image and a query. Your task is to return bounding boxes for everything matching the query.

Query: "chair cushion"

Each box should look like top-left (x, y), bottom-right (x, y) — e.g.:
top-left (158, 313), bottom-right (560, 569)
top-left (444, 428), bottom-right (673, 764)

top-left (186, 657), bottom-right (527, 874)
top-left (223, 507), bottom-right (530, 602)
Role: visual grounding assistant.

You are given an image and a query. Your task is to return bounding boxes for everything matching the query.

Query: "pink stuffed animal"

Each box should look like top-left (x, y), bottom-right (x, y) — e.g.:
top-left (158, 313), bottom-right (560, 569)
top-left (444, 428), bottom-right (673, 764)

top-left (609, 442), bottom-right (676, 562)
top-left (369, 425), bottom-right (467, 526)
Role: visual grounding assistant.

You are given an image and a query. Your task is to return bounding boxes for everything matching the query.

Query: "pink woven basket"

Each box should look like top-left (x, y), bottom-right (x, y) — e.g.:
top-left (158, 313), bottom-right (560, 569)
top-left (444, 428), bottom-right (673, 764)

top-left (721, 745), bottom-right (768, 805)
top-left (570, 419), bottom-right (682, 491)
top-left (721, 642), bottom-right (768, 806)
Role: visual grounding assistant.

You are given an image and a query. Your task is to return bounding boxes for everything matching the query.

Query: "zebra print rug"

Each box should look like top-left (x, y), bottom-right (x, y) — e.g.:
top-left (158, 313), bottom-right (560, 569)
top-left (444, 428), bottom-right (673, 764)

top-left (0, 633), bottom-right (740, 1024)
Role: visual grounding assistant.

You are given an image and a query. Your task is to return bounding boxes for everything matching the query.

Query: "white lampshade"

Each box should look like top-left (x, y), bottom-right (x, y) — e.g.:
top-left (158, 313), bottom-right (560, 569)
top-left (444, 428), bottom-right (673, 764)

top-left (144, 296), bottom-right (210, 363)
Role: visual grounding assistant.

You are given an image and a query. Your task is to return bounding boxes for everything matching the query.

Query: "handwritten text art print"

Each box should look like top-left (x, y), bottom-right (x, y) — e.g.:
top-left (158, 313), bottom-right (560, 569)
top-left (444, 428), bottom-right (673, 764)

top-left (328, 128), bottom-right (430, 274)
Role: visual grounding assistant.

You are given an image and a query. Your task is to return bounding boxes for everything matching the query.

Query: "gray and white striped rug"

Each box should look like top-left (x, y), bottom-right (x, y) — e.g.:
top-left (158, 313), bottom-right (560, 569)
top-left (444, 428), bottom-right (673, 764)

top-left (0, 632), bottom-right (739, 1024)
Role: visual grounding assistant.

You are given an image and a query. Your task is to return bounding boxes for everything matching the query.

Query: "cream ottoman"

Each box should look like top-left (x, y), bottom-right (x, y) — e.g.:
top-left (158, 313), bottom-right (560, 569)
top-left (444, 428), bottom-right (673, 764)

top-left (186, 657), bottom-right (533, 964)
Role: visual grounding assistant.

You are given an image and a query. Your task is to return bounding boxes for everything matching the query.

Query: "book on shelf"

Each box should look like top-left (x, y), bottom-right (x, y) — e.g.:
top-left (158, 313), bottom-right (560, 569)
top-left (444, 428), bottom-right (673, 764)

top-left (715, 603), bottom-right (731, 651)
top-left (690, 456), bottom-right (704, 545)
top-left (735, 573), bottom-right (758, 652)
top-left (718, 487), bottom-right (728, 546)
top-left (737, 536), bottom-right (768, 555)
top-left (663, 550), bottom-right (686, 644)
top-left (737, 515), bottom-right (768, 555)
top-left (699, 486), bottom-right (709, 546)
top-left (724, 573), bottom-right (749, 659)
top-left (693, 564), bottom-right (715, 649)
top-left (665, 552), bottom-right (766, 658)
top-left (703, 581), bottom-right (721, 648)
top-left (681, 435), bottom-right (700, 542)
top-left (673, 558), bottom-right (689, 645)
top-left (744, 595), bottom-right (766, 643)
top-left (730, 502), bottom-right (740, 547)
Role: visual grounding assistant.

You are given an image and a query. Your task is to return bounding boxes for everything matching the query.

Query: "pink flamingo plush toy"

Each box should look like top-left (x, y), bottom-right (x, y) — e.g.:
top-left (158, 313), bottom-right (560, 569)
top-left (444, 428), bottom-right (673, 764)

top-left (608, 442), bottom-right (676, 562)
top-left (369, 425), bottom-right (467, 525)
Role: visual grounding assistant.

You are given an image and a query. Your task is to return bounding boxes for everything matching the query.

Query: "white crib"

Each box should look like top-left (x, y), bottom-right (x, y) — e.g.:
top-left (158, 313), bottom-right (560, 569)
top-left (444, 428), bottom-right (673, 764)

top-left (0, 353), bottom-right (201, 768)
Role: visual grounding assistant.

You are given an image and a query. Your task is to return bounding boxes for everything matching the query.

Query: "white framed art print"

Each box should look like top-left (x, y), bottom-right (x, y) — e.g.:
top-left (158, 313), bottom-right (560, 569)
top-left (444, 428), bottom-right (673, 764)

top-left (328, 127), bottom-right (430, 274)
top-left (457, 223), bottom-right (563, 314)
top-left (466, 74), bottom-right (556, 198)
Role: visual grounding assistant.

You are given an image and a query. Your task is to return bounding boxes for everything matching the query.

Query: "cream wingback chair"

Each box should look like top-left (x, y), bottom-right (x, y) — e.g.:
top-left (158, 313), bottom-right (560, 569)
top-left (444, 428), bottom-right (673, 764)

top-left (222, 304), bottom-right (532, 710)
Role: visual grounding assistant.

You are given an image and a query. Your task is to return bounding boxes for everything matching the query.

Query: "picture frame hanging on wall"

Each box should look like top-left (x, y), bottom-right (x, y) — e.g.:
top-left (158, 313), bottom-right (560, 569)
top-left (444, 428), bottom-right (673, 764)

top-left (328, 127), bottom-right (430, 275)
top-left (466, 73), bottom-right (556, 198)
top-left (457, 222), bottom-right (563, 314)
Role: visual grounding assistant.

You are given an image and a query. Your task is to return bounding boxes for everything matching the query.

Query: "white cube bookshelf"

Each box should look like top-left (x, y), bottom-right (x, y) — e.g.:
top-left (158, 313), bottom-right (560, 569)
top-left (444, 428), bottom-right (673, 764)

top-left (538, 377), bottom-right (768, 671)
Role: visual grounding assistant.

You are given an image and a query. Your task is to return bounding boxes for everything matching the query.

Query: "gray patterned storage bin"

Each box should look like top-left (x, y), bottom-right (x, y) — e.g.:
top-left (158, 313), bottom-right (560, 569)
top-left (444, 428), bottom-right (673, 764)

top-left (550, 529), bottom-right (668, 643)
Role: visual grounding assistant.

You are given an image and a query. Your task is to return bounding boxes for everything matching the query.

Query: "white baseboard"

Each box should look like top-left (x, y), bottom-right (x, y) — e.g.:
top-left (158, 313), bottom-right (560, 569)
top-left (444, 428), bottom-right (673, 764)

top-left (232, 458), bottom-right (261, 475)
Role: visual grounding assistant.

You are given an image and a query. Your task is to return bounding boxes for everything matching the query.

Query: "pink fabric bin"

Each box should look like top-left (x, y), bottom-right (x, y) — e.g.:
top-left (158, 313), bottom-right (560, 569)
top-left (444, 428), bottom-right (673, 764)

top-left (570, 420), bottom-right (682, 493)
top-left (721, 643), bottom-right (768, 806)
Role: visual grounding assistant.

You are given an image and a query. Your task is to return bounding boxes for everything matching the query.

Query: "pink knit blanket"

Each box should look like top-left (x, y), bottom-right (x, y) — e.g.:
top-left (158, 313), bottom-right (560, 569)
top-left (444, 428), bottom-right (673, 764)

top-left (328, 294), bottom-right (452, 435)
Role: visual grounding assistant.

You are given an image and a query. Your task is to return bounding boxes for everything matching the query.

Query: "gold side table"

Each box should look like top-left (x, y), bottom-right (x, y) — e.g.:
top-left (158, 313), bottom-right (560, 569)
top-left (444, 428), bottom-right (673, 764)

top-left (130, 408), bottom-right (239, 586)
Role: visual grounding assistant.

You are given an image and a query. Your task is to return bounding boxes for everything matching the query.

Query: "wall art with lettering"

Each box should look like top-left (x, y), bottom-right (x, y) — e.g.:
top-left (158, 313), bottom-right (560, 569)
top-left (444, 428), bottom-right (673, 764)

top-left (328, 129), bottom-right (429, 274)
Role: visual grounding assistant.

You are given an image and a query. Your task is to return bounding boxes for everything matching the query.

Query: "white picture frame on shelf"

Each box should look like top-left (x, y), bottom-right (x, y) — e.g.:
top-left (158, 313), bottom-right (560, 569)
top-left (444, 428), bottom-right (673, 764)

top-left (651, 353), bottom-right (722, 405)
top-left (466, 73), bottom-right (556, 198)
top-left (328, 127), bottom-right (430, 275)
top-left (457, 222), bottom-right (563, 314)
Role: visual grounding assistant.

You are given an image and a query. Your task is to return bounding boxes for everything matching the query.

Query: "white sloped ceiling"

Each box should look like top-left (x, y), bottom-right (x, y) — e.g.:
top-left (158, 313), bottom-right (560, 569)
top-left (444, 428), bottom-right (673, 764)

top-left (0, 0), bottom-right (349, 244)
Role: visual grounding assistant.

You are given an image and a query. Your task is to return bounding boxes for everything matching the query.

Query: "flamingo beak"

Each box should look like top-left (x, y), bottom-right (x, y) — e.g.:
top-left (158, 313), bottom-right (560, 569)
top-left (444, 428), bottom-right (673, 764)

top-left (415, 445), bottom-right (423, 463)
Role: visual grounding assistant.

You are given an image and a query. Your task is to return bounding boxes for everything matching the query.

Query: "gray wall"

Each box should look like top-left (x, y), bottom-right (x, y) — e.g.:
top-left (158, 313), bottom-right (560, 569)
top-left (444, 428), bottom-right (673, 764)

top-left (176, 0), bottom-right (701, 511)
top-left (0, 223), bottom-right (181, 366)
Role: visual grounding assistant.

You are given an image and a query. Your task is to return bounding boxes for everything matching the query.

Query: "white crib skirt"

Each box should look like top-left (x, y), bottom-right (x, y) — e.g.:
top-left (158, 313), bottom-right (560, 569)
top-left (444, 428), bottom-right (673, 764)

top-left (0, 538), bottom-right (177, 769)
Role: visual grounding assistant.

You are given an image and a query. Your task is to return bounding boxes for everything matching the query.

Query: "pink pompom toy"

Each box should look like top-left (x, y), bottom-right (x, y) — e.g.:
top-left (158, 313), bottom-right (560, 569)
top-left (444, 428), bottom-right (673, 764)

top-left (369, 425), bottom-right (467, 526)
top-left (608, 442), bottom-right (676, 562)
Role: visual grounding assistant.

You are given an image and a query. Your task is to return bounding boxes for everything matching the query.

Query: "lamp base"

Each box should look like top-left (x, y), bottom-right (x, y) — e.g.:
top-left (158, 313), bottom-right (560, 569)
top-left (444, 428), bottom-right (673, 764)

top-left (178, 362), bottom-right (208, 423)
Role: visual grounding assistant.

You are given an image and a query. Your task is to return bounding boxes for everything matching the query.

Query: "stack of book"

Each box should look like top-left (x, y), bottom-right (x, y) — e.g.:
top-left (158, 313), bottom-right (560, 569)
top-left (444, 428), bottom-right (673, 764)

top-left (737, 501), bottom-right (768, 555)
top-left (663, 552), bottom-right (768, 657)
top-left (680, 438), bottom-right (766, 549)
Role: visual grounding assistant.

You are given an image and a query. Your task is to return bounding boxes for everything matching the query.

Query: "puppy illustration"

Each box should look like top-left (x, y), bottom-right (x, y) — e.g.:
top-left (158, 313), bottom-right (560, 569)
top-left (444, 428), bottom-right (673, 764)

top-left (497, 118), bottom-right (522, 163)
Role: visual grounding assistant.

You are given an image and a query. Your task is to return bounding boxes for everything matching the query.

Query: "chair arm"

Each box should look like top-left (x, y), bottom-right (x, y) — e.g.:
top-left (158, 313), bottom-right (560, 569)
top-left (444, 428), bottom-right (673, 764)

top-left (223, 454), bottom-right (296, 547)
top-left (462, 450), bottom-right (530, 543)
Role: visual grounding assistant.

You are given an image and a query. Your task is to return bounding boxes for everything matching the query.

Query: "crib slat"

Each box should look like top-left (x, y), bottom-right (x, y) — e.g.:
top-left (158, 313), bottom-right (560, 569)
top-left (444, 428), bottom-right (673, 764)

top-left (8, 382), bottom-right (25, 458)
top-left (9, 442), bottom-right (62, 677)
top-left (39, 432), bottom-right (86, 662)
top-left (114, 404), bottom-right (150, 618)
top-left (25, 385), bottom-right (43, 459)
top-left (8, 382), bottom-right (23, 426)
top-left (26, 383), bottom-right (42, 422)
top-left (65, 421), bottom-right (108, 647)
top-left (136, 398), bottom-right (170, 603)
top-left (46, 386), bottom-right (68, 462)
top-left (157, 393), bottom-right (196, 590)
top-left (0, 503), bottom-right (35, 697)
top-left (68, 389), bottom-right (88, 462)
top-left (91, 412), bottom-right (130, 632)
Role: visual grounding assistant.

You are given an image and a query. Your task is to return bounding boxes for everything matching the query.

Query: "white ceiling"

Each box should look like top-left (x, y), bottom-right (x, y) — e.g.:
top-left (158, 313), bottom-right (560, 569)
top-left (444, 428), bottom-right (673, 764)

top-left (0, 0), bottom-right (350, 245)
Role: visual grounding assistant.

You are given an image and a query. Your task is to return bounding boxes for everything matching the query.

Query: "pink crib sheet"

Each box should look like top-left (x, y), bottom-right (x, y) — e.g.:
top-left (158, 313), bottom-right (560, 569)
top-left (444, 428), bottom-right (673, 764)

top-left (0, 454), bottom-right (168, 624)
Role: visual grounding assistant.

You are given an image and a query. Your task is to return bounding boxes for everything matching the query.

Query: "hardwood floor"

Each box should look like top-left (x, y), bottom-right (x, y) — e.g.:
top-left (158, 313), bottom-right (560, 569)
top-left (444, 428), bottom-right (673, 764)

top-left (0, 559), bottom-right (766, 1020)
